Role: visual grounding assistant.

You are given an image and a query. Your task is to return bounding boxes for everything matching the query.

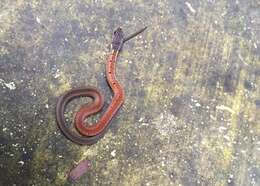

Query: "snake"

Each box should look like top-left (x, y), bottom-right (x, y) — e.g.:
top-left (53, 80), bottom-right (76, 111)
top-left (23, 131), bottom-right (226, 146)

top-left (55, 27), bottom-right (147, 145)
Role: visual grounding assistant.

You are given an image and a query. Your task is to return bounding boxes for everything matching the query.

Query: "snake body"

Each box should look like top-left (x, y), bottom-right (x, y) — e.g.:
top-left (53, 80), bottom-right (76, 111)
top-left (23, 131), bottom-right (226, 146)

top-left (55, 51), bottom-right (124, 145)
top-left (56, 27), bottom-right (146, 146)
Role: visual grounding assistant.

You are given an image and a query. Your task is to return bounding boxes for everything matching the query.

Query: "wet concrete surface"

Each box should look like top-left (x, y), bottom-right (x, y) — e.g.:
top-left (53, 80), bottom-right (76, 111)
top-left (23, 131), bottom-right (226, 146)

top-left (0, 0), bottom-right (259, 185)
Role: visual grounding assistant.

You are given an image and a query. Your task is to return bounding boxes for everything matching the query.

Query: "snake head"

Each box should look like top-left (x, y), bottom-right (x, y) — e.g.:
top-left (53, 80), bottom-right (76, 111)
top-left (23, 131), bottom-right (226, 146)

top-left (112, 27), bottom-right (124, 52)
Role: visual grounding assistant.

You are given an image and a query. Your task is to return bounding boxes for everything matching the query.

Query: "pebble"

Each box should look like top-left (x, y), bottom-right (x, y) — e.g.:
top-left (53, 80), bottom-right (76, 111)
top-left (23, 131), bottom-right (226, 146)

top-left (111, 150), bottom-right (116, 157)
top-left (18, 161), bottom-right (24, 166)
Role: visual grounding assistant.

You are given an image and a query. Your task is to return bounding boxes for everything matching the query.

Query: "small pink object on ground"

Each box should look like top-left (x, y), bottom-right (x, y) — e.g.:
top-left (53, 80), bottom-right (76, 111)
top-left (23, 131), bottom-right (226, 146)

top-left (68, 159), bottom-right (91, 182)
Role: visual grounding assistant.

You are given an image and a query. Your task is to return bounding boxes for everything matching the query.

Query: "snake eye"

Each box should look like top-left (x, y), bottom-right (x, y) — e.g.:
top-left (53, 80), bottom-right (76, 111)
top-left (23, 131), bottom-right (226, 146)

top-left (114, 27), bottom-right (122, 35)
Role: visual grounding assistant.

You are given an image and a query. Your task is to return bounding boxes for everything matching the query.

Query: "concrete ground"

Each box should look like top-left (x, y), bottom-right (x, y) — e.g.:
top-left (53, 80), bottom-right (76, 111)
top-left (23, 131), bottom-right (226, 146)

top-left (0, 0), bottom-right (259, 185)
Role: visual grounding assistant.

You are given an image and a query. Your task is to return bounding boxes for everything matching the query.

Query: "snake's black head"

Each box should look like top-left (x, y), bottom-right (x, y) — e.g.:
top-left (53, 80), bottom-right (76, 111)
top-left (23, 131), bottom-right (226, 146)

top-left (112, 27), bottom-right (124, 52)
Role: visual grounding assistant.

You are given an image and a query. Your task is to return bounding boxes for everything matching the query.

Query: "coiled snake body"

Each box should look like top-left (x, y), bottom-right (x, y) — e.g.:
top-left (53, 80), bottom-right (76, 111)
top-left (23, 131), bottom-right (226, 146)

top-left (55, 27), bottom-right (147, 145)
